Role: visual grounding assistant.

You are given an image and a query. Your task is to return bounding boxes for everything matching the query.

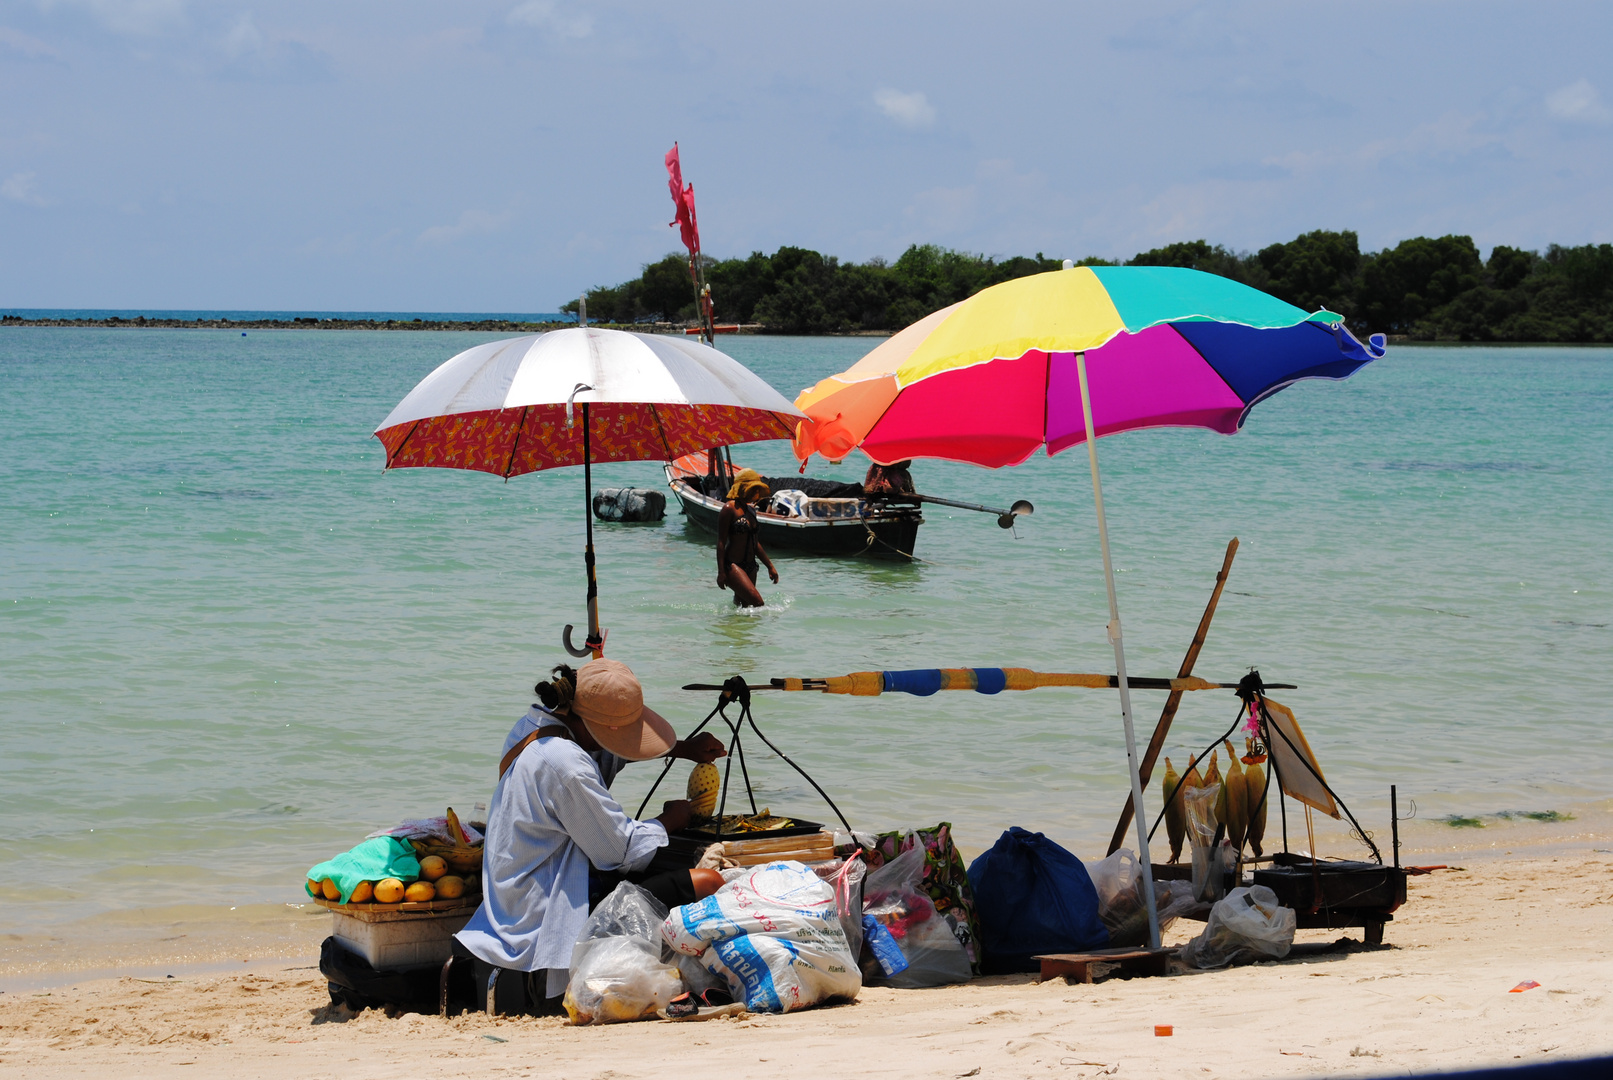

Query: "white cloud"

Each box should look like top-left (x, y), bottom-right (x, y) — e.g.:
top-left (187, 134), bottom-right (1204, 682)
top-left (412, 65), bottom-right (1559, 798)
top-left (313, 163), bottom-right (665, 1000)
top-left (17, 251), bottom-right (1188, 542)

top-left (417, 209), bottom-right (512, 246)
top-left (222, 13), bottom-right (262, 59)
top-left (874, 87), bottom-right (936, 129)
top-left (2, 172), bottom-right (52, 206)
top-left (39, 0), bottom-right (185, 36)
top-left (1546, 79), bottom-right (1610, 124)
top-left (0, 26), bottom-right (62, 59)
top-left (507, 1), bottom-right (591, 40)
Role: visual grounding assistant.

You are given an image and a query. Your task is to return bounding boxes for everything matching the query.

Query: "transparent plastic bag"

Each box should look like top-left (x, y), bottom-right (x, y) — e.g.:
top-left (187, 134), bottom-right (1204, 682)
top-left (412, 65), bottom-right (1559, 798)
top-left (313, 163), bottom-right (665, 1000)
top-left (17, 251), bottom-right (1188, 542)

top-left (815, 855), bottom-right (867, 959)
top-left (1184, 784), bottom-right (1232, 902)
top-left (863, 845), bottom-right (972, 987)
top-left (1088, 849), bottom-right (1200, 947)
top-left (1178, 885), bottom-right (1296, 969)
top-left (1087, 848), bottom-right (1139, 913)
top-left (564, 883), bottom-right (686, 1025)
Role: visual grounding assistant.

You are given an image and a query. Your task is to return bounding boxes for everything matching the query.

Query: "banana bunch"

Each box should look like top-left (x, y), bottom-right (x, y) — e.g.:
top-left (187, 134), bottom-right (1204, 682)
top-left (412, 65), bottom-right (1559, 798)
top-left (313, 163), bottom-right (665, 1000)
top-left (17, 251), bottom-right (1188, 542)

top-left (686, 762), bottom-right (721, 819)
top-left (1244, 739), bottom-right (1268, 857)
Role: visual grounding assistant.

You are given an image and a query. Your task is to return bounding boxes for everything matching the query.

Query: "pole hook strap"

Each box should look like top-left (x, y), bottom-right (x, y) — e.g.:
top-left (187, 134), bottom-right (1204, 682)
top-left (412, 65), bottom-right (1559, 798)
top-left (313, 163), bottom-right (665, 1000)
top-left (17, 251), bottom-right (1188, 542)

top-left (566, 383), bottom-right (594, 428)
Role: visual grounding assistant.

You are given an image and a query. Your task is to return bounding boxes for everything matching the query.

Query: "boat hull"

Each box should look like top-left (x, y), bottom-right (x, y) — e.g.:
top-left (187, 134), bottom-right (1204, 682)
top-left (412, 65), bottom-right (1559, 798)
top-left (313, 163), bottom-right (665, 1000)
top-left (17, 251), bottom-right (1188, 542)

top-left (667, 475), bottom-right (922, 559)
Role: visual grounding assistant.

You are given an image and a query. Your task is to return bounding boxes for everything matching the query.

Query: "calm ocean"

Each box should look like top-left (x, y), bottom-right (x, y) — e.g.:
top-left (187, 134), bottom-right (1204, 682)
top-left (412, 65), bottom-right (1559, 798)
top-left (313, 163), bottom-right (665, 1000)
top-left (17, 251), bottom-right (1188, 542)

top-left (2, 328), bottom-right (1610, 934)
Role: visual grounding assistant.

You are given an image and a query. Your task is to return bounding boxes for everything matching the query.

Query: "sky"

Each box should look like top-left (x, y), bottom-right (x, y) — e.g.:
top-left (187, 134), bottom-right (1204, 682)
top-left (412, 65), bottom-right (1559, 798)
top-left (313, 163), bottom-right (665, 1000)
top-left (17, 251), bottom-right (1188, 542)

top-left (2, 1), bottom-right (1610, 311)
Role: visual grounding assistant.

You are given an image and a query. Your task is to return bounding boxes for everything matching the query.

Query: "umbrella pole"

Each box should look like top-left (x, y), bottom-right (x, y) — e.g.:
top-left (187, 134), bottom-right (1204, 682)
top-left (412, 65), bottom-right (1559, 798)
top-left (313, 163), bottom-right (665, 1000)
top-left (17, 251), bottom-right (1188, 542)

top-left (583, 403), bottom-right (604, 658)
top-left (1075, 351), bottom-right (1161, 951)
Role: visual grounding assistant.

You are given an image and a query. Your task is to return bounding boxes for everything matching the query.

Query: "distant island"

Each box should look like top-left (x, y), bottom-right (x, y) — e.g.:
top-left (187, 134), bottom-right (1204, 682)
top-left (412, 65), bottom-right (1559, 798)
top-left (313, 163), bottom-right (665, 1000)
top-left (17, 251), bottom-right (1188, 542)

top-left (7, 231), bottom-right (1607, 342)
top-left (568, 231), bottom-right (1613, 343)
top-left (0, 314), bottom-right (574, 332)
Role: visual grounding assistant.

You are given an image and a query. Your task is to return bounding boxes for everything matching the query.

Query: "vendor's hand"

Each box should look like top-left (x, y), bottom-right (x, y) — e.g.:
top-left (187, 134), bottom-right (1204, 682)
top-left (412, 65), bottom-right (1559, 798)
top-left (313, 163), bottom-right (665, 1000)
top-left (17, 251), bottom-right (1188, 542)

top-left (767, 566), bottom-right (780, 584)
top-left (675, 732), bottom-right (727, 763)
top-left (657, 799), bottom-right (693, 833)
top-left (716, 570), bottom-right (728, 590)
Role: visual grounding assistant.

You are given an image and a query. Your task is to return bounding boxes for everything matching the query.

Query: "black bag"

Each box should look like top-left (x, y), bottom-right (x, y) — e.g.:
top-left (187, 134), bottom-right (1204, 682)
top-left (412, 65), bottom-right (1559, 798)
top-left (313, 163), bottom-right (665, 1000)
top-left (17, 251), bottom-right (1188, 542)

top-left (592, 488), bottom-right (667, 522)
top-left (319, 936), bottom-right (443, 1012)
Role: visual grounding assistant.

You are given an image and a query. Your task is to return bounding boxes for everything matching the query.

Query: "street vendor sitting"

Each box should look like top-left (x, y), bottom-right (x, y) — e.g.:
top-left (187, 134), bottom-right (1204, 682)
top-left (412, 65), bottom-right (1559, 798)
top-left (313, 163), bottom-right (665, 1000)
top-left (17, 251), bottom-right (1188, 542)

top-left (454, 658), bottom-right (726, 1014)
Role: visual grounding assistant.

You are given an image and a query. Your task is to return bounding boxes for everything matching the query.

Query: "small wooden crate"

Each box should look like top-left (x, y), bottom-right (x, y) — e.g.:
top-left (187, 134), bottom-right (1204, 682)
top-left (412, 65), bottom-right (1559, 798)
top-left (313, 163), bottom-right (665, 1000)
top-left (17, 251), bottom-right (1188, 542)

top-left (315, 896), bottom-right (480, 970)
top-left (1036, 948), bottom-right (1175, 984)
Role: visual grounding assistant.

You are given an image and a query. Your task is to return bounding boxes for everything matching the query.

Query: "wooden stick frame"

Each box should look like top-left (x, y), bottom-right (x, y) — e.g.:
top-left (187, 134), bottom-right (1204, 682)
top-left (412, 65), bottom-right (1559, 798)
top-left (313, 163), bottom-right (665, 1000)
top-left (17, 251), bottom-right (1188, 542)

top-left (1106, 538), bottom-right (1239, 856)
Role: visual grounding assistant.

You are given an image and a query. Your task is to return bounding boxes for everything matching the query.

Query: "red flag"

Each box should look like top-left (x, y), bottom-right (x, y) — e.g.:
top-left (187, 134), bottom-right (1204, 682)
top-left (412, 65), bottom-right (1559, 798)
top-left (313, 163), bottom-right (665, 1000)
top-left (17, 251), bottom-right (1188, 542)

top-left (665, 143), bottom-right (699, 255)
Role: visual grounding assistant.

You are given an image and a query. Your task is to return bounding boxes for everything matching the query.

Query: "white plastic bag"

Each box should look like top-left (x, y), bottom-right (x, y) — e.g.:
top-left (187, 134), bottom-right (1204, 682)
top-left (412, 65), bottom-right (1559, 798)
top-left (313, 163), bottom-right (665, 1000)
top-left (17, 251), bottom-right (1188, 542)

top-left (862, 844), bottom-right (972, 988)
top-left (661, 861), bottom-right (860, 1013)
top-left (1178, 885), bottom-right (1296, 969)
top-left (564, 883), bottom-right (686, 1025)
top-left (768, 490), bottom-right (810, 517)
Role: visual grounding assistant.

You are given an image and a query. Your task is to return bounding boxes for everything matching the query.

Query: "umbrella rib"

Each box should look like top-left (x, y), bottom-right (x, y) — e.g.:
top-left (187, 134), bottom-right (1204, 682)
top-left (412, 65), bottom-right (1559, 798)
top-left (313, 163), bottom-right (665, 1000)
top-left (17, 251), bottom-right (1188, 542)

top-left (1166, 324), bottom-right (1243, 401)
top-left (386, 419), bottom-right (422, 469)
top-left (649, 403), bottom-right (673, 461)
top-left (503, 405), bottom-right (530, 479)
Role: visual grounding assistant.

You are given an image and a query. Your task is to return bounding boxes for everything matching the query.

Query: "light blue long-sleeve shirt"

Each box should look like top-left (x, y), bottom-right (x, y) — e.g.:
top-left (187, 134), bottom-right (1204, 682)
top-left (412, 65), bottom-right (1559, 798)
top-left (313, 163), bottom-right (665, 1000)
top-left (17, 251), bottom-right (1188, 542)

top-left (454, 706), bottom-right (668, 994)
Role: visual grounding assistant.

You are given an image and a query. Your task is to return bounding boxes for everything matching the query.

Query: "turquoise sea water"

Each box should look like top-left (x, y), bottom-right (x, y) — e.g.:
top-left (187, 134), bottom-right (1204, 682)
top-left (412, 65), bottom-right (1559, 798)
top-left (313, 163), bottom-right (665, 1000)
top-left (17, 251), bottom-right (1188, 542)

top-left (2, 328), bottom-right (1610, 934)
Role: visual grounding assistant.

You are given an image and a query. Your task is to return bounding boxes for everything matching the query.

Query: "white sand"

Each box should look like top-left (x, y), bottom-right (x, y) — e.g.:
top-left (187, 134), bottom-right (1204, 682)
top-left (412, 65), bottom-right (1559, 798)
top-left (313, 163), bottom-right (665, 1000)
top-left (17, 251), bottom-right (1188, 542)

top-left (4, 846), bottom-right (1611, 1079)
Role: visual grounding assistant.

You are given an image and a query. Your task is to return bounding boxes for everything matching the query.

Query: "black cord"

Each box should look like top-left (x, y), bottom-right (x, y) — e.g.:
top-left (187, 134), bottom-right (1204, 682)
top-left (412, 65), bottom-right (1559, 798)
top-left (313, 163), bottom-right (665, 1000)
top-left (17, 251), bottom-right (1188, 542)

top-left (1255, 694), bottom-right (1382, 864)
top-left (1147, 697), bottom-right (1246, 843)
top-left (634, 689), bottom-right (733, 819)
top-left (742, 708), bottom-right (854, 834)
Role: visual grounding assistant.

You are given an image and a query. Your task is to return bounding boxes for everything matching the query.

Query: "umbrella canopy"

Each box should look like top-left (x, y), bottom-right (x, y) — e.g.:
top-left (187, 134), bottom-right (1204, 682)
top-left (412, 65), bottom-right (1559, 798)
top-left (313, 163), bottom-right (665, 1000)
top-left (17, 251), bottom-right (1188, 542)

top-left (788, 265), bottom-right (1384, 950)
top-left (377, 327), bottom-right (802, 474)
top-left (792, 265), bottom-right (1385, 467)
top-left (374, 327), bottom-right (805, 657)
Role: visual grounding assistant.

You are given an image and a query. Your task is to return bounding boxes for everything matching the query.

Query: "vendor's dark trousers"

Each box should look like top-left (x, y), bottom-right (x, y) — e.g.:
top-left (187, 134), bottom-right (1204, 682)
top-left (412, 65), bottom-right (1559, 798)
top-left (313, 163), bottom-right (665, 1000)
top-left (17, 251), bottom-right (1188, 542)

top-left (450, 940), bottom-right (563, 1017)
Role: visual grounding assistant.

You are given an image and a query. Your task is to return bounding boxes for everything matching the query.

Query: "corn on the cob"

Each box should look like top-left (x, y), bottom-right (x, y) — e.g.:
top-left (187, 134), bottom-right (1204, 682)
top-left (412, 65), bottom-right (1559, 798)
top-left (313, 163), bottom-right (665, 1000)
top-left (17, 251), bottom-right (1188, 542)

top-left (1245, 739), bottom-right (1268, 857)
top-left (1222, 739), bottom-right (1249, 853)
top-left (1162, 757), bottom-right (1187, 863)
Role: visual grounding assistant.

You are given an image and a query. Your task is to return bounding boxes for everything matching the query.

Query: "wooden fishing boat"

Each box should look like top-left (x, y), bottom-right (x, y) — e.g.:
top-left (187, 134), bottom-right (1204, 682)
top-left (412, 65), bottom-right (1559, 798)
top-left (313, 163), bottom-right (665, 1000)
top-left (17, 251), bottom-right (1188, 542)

top-left (665, 451), bottom-right (923, 559)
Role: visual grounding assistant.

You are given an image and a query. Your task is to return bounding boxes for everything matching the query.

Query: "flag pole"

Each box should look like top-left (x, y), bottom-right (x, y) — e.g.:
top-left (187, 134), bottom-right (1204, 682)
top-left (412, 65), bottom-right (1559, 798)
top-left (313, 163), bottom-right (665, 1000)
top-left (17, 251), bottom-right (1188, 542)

top-left (1076, 350), bottom-right (1161, 950)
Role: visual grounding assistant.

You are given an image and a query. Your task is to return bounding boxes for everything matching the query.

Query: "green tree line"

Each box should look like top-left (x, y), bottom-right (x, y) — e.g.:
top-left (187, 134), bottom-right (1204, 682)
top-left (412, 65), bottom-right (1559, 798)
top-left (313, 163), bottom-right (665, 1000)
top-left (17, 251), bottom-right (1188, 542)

top-left (564, 231), bottom-right (1613, 342)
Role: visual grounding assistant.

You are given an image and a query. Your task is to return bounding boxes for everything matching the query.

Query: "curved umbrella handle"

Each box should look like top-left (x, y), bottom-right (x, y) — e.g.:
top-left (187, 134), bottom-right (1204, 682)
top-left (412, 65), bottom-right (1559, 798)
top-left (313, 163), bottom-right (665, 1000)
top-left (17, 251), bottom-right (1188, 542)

top-left (561, 624), bottom-right (593, 658)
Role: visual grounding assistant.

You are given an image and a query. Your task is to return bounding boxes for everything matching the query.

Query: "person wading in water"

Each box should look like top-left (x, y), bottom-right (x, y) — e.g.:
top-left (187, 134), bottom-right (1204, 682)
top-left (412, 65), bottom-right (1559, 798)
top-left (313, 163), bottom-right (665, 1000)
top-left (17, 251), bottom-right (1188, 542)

top-left (715, 468), bottom-right (779, 607)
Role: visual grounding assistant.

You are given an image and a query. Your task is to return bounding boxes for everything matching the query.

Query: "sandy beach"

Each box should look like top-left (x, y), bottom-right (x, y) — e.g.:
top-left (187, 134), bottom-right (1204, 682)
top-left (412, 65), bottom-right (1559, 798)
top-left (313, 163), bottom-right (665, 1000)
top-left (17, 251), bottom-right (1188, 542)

top-left (4, 838), bottom-right (1610, 1080)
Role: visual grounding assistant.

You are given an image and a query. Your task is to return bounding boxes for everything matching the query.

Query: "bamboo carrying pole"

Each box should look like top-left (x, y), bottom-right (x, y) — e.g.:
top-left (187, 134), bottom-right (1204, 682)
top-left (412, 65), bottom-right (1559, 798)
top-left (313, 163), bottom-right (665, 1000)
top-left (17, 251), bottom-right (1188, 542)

top-left (1075, 350), bottom-right (1160, 951)
top-left (1106, 537), bottom-right (1240, 855)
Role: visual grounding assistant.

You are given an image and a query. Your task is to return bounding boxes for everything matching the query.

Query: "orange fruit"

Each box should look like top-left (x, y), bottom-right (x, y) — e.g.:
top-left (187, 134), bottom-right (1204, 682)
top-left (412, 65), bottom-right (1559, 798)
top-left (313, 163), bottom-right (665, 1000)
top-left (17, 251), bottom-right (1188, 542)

top-left (349, 880), bottom-right (374, 904)
top-left (306, 879), bottom-right (320, 897)
top-left (403, 881), bottom-right (436, 902)
top-left (418, 856), bottom-right (448, 882)
top-left (373, 878), bottom-right (406, 904)
top-left (321, 878), bottom-right (341, 901)
top-left (434, 875), bottom-right (465, 900)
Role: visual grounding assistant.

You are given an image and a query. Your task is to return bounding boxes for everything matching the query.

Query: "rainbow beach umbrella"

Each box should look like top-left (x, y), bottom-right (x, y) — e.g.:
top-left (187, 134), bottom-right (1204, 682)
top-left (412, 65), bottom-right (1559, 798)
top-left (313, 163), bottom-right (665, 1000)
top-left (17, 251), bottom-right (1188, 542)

top-left (793, 265), bottom-right (1384, 467)
top-left (792, 265), bottom-right (1385, 948)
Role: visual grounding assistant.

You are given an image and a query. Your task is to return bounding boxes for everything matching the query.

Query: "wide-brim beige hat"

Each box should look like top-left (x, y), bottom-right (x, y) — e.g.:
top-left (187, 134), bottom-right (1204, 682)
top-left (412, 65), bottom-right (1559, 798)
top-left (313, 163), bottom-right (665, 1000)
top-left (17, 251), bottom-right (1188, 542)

top-left (570, 658), bottom-right (676, 761)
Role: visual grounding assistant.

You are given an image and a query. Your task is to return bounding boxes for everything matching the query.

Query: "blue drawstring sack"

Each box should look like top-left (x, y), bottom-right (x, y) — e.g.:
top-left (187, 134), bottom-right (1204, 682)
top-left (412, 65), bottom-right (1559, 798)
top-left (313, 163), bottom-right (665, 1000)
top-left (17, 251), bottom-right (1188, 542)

top-left (967, 827), bottom-right (1109, 973)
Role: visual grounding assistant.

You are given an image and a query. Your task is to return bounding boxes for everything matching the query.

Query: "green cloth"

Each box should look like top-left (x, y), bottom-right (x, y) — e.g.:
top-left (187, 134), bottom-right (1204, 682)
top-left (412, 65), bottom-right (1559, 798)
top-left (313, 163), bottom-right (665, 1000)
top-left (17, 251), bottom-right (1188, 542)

top-left (306, 836), bottom-right (420, 902)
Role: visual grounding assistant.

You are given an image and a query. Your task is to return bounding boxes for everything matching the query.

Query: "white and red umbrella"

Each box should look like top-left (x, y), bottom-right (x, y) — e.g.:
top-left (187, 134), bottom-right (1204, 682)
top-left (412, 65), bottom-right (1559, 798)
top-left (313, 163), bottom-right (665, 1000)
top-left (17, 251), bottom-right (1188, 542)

top-left (375, 327), bottom-right (804, 656)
